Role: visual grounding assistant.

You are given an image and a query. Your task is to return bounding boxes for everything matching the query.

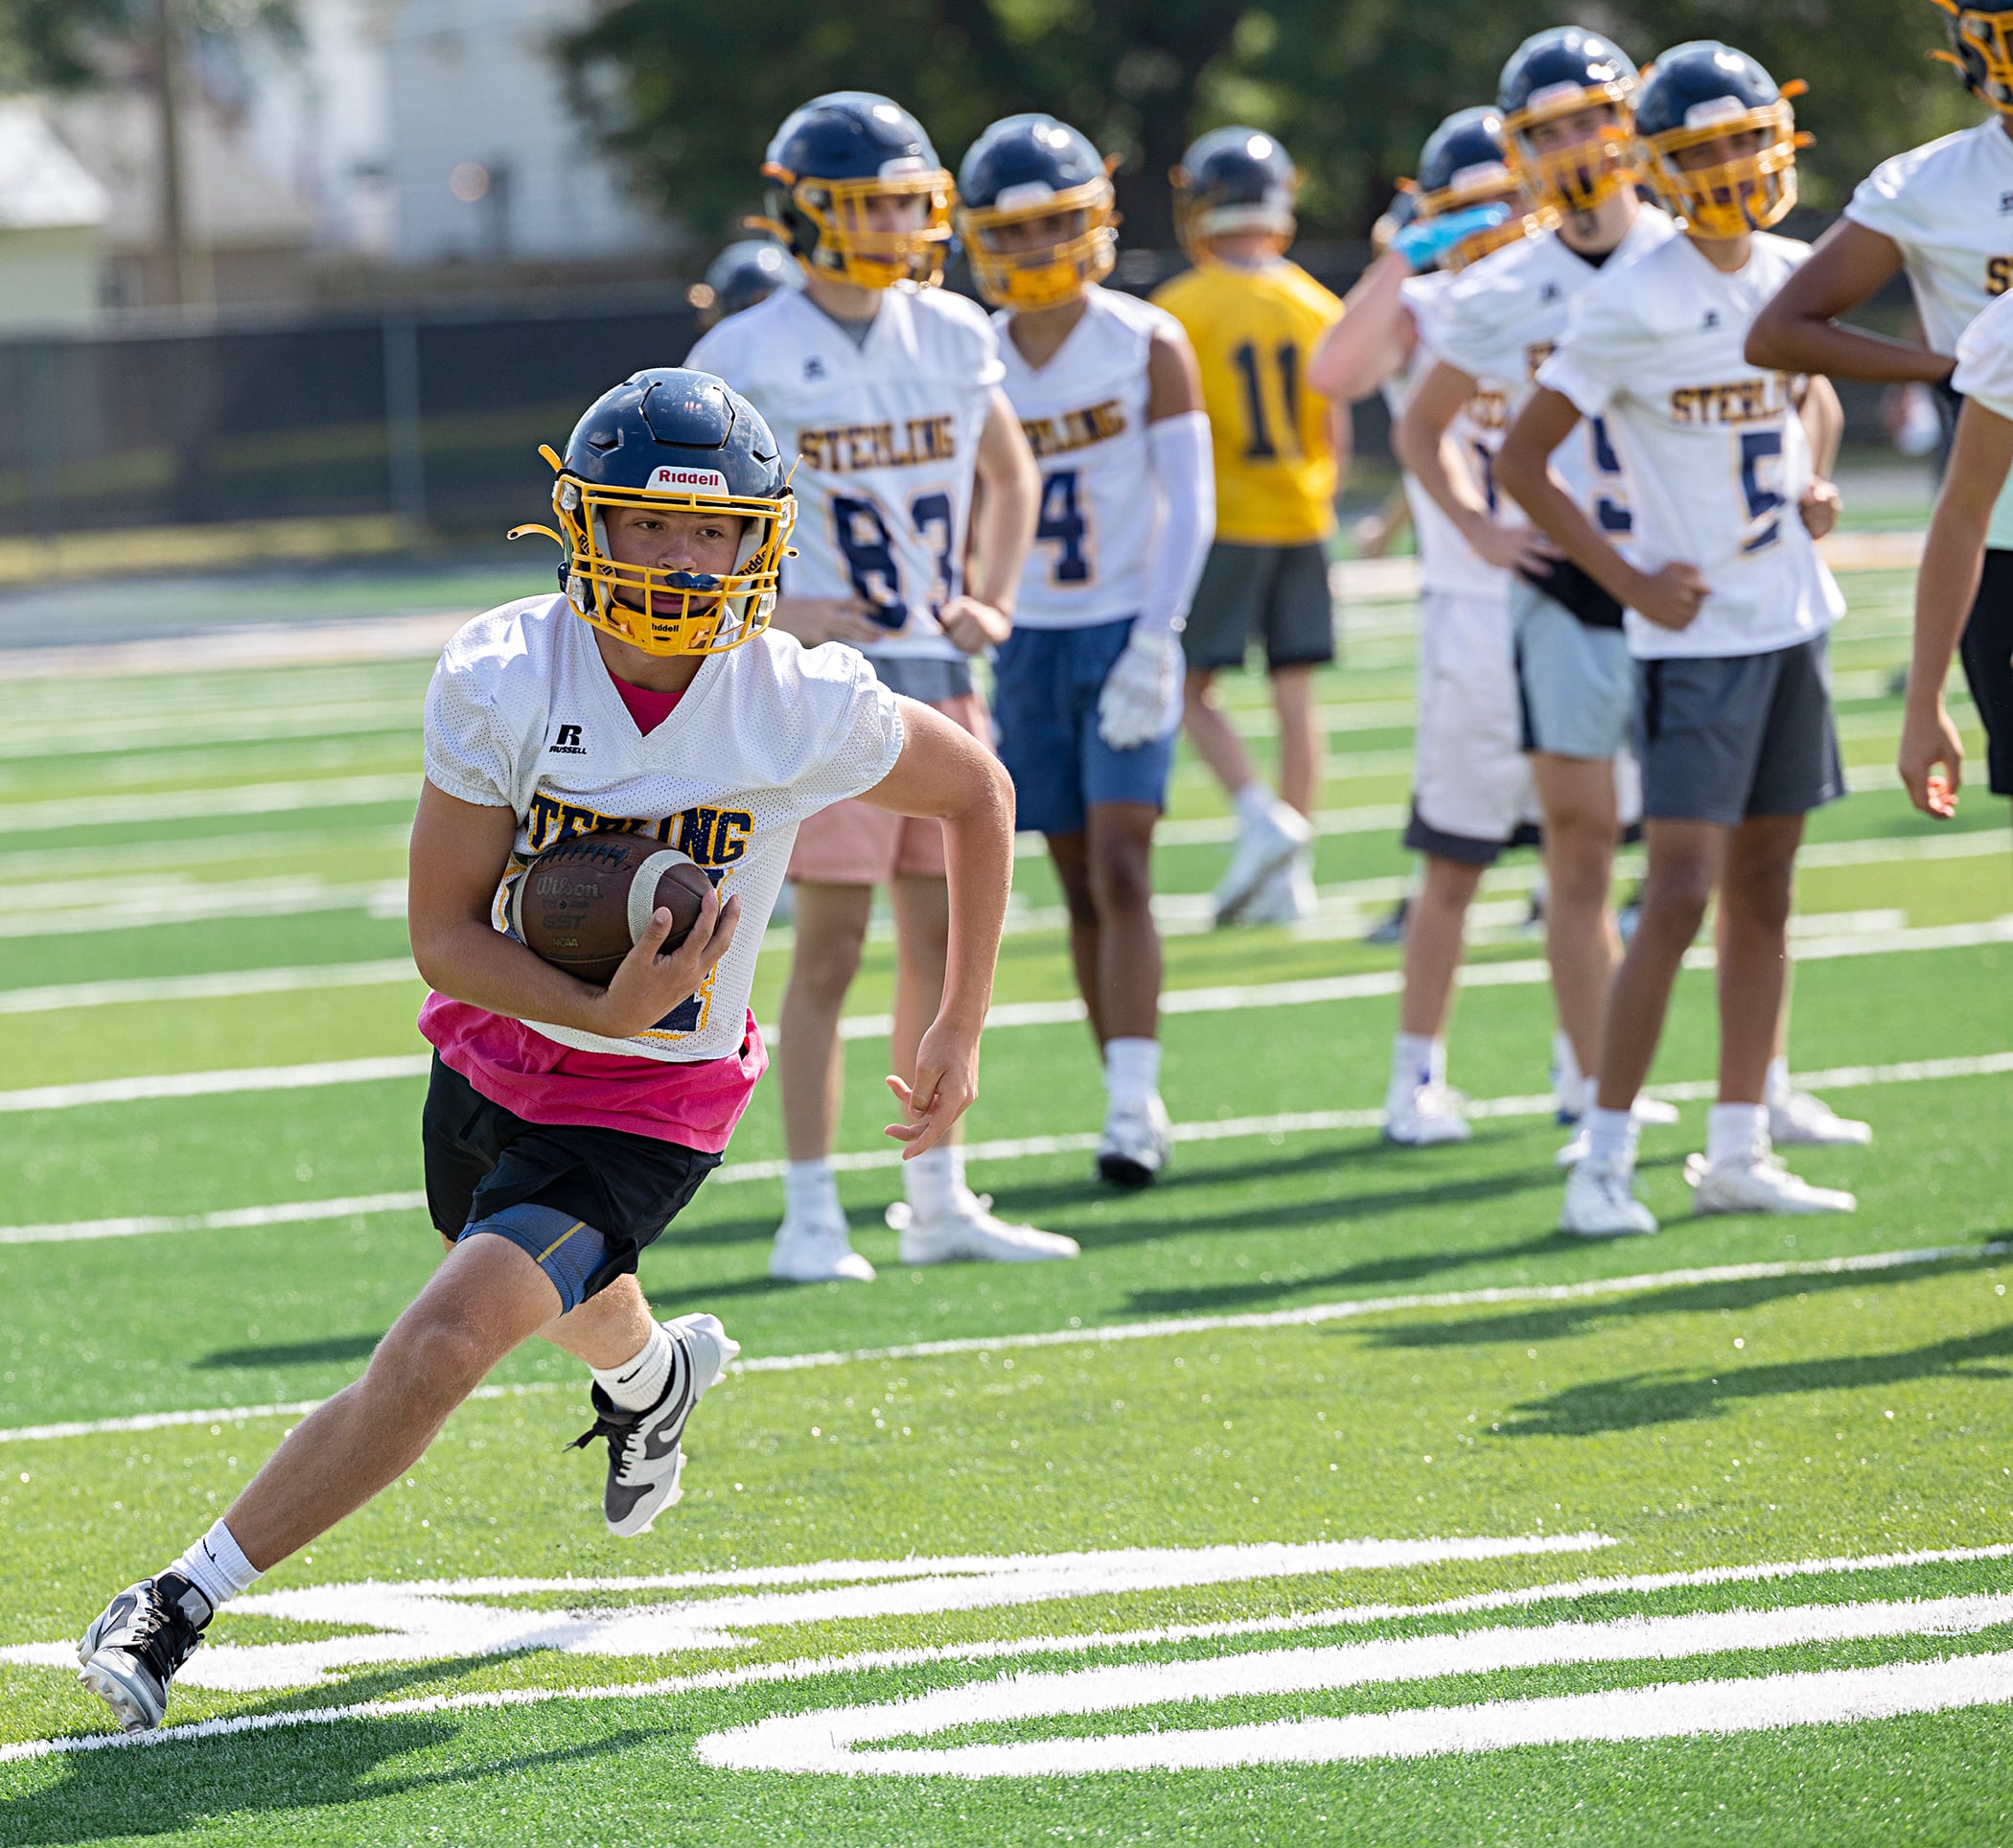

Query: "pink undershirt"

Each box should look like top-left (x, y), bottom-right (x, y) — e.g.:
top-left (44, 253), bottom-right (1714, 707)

top-left (417, 668), bottom-right (766, 1154)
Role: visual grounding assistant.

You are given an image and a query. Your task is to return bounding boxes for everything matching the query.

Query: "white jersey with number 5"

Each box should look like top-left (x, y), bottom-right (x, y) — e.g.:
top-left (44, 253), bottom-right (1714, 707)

top-left (1431, 206), bottom-right (1674, 539)
top-left (1537, 231), bottom-right (1844, 660)
top-left (993, 285), bottom-right (1178, 629)
top-left (686, 281), bottom-right (1003, 664)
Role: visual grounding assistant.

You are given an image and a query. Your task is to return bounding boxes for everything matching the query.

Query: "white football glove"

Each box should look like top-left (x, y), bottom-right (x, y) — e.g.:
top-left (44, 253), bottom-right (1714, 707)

top-left (1098, 631), bottom-right (1180, 751)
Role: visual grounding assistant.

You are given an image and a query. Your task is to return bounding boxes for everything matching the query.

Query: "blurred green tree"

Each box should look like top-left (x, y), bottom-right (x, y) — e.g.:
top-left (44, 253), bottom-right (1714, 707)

top-left (561, 0), bottom-right (1982, 247)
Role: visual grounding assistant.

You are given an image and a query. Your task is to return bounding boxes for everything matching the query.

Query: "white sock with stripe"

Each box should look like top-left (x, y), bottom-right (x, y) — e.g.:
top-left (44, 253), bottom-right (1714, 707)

top-left (593, 1322), bottom-right (673, 1413)
top-left (171, 1518), bottom-right (261, 1612)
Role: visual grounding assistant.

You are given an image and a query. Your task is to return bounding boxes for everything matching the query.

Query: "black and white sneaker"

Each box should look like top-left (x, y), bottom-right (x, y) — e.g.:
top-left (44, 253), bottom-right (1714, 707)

top-left (78, 1571), bottom-right (213, 1733)
top-left (570, 1312), bottom-right (739, 1537)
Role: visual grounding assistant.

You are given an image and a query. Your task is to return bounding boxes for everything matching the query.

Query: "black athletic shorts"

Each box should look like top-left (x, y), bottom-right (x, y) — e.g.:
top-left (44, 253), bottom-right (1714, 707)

top-left (1184, 540), bottom-right (1336, 672)
top-left (420, 1054), bottom-right (719, 1302)
top-left (1960, 548), bottom-right (2013, 797)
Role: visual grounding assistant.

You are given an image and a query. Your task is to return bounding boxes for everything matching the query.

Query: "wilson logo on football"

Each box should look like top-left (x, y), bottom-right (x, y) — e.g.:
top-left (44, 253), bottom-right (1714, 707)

top-left (647, 466), bottom-right (731, 492)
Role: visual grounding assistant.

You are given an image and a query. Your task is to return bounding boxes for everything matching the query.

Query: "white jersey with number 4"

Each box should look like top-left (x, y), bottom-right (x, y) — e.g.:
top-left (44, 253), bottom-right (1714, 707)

top-left (1431, 205), bottom-right (1674, 537)
top-left (424, 598), bottom-right (904, 1061)
top-left (687, 282), bottom-right (1003, 664)
top-left (1386, 271), bottom-right (1504, 604)
top-left (995, 286), bottom-right (1180, 629)
top-left (1537, 231), bottom-right (1844, 660)
top-left (1844, 118), bottom-right (2013, 548)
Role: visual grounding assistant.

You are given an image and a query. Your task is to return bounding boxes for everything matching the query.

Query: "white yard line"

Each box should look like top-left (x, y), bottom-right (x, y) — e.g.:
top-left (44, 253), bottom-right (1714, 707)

top-left (9, 774), bottom-right (418, 835)
top-left (0, 959), bottom-right (421, 1015)
top-left (3, 1233), bottom-right (2006, 1442)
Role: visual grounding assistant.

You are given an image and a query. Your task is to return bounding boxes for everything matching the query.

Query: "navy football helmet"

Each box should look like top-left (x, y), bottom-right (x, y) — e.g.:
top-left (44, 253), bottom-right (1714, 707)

top-left (957, 113), bottom-right (1118, 310)
top-left (752, 92), bottom-right (953, 289)
top-left (1932, 0), bottom-right (2013, 116)
top-left (691, 239), bottom-right (801, 327)
top-left (510, 369), bottom-right (796, 658)
top-left (1633, 42), bottom-right (1807, 238)
top-left (1405, 107), bottom-right (1548, 271)
top-left (1498, 26), bottom-right (1641, 214)
top-left (1170, 126), bottom-right (1297, 259)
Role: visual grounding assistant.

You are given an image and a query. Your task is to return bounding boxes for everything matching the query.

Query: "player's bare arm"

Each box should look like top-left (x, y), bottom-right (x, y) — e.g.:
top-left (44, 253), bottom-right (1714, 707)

top-left (1497, 385), bottom-right (1706, 632)
top-left (940, 388), bottom-right (1039, 653)
top-left (1145, 318), bottom-right (1205, 422)
top-left (1901, 398), bottom-right (2013, 815)
top-left (1394, 358), bottom-right (1561, 576)
top-left (1744, 219), bottom-right (1954, 383)
top-left (854, 700), bottom-right (1016, 1154)
top-left (407, 783), bottom-right (741, 1043)
top-left (1305, 254), bottom-right (1414, 404)
top-left (1795, 374), bottom-right (1845, 540)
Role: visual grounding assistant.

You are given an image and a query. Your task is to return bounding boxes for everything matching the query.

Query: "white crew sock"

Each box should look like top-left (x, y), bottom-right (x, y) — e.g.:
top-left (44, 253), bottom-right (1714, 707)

top-left (783, 1157), bottom-right (842, 1227)
top-left (1764, 1055), bottom-right (1793, 1107)
top-left (1103, 1037), bottom-right (1162, 1114)
top-left (592, 1321), bottom-right (672, 1413)
top-left (1391, 1031), bottom-right (1444, 1093)
top-left (1233, 782), bottom-right (1278, 827)
top-left (1585, 1106), bottom-right (1639, 1170)
top-left (1553, 1030), bottom-right (1585, 1103)
top-left (903, 1143), bottom-right (965, 1220)
top-left (172, 1518), bottom-right (261, 1613)
top-left (1707, 1102), bottom-right (1769, 1168)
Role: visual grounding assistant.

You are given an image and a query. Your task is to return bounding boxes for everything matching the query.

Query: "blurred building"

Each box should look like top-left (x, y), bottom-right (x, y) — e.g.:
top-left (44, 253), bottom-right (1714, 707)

top-left (0, 101), bottom-right (109, 331)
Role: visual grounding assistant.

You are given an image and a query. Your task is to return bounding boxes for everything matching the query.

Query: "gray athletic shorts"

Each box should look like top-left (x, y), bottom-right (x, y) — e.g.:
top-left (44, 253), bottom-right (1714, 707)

top-left (1635, 635), bottom-right (1844, 825)
top-left (1185, 540), bottom-right (1335, 672)
top-left (1510, 577), bottom-right (1634, 759)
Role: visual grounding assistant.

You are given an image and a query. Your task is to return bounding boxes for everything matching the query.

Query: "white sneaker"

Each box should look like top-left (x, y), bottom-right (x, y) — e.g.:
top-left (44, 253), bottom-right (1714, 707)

top-left (1770, 1089), bottom-right (1873, 1146)
top-left (1686, 1150), bottom-right (1857, 1215)
top-left (1383, 1081), bottom-right (1471, 1146)
top-left (768, 1212), bottom-right (875, 1283)
top-left (1561, 1158), bottom-right (1659, 1237)
top-left (1214, 800), bottom-right (1313, 925)
top-left (1099, 1094), bottom-right (1171, 1188)
top-left (1554, 1096), bottom-right (1682, 1167)
top-left (890, 1190), bottom-right (1081, 1265)
top-left (1238, 850), bottom-right (1317, 924)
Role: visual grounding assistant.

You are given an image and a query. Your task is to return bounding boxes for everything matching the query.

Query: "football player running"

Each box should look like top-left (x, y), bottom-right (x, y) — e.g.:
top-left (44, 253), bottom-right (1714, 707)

top-left (1496, 43), bottom-right (1861, 1236)
top-left (75, 370), bottom-right (1021, 1733)
top-left (1748, 0), bottom-right (2013, 828)
top-left (1306, 105), bottom-right (1557, 1143)
top-left (957, 113), bottom-right (1214, 1187)
top-left (1392, 39), bottom-right (1680, 1156)
top-left (1901, 287), bottom-right (2013, 831)
top-left (689, 92), bottom-right (1076, 1282)
top-left (1152, 129), bottom-right (1346, 925)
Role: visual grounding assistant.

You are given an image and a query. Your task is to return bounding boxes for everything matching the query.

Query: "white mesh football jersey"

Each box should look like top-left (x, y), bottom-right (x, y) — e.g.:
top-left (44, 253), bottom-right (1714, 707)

top-left (993, 286), bottom-right (1178, 629)
top-left (424, 596), bottom-right (905, 1061)
top-left (1844, 119), bottom-right (2013, 547)
top-left (1538, 232), bottom-right (1845, 660)
top-left (1955, 287), bottom-right (2013, 417)
top-left (1387, 272), bottom-right (1506, 603)
top-left (687, 282), bottom-right (1004, 664)
top-left (1430, 207), bottom-right (1675, 541)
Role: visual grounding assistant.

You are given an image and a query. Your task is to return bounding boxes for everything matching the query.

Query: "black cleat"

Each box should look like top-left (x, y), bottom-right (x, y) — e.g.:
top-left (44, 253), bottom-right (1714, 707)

top-left (569, 1312), bottom-right (738, 1536)
top-left (78, 1571), bottom-right (213, 1733)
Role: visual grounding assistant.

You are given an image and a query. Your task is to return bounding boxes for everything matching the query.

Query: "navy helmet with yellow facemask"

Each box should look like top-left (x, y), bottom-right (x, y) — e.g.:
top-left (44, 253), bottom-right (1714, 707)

top-left (1498, 26), bottom-right (1641, 216)
top-left (752, 92), bottom-right (955, 290)
top-left (510, 369), bottom-right (796, 658)
top-left (957, 114), bottom-right (1119, 311)
top-left (1169, 127), bottom-right (1299, 262)
top-left (1931, 0), bottom-right (2013, 115)
top-left (1405, 107), bottom-right (1553, 272)
top-left (1632, 42), bottom-right (1810, 240)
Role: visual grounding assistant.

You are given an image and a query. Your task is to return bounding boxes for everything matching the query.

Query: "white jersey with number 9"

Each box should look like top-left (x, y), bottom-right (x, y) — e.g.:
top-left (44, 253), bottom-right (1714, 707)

top-left (686, 281), bottom-right (1003, 664)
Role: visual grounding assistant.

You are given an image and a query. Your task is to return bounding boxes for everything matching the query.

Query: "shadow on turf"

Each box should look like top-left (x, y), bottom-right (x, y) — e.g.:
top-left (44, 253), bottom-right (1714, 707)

top-left (8, 1716), bottom-right (661, 1843)
top-left (1497, 1314), bottom-right (2013, 1438)
top-left (1359, 1238), bottom-right (2013, 1355)
top-left (197, 1333), bottom-right (382, 1370)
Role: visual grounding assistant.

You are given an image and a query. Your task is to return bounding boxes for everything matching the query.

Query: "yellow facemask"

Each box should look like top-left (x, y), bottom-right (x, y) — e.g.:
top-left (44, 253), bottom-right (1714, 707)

top-left (1637, 93), bottom-right (1809, 240)
top-left (752, 166), bottom-right (955, 290)
top-left (958, 170), bottom-right (1119, 311)
top-left (1932, 0), bottom-right (2013, 115)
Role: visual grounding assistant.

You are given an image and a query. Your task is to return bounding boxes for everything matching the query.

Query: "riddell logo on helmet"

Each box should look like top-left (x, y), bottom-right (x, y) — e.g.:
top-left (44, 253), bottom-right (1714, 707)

top-left (648, 467), bottom-right (730, 492)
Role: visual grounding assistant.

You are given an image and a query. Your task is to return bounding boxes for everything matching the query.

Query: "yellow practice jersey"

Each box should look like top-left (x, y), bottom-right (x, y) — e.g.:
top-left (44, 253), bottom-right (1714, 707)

top-left (1152, 257), bottom-right (1344, 546)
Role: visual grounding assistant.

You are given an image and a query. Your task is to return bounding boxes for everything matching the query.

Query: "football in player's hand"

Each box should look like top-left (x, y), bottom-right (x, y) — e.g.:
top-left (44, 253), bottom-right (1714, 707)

top-left (510, 830), bottom-right (713, 984)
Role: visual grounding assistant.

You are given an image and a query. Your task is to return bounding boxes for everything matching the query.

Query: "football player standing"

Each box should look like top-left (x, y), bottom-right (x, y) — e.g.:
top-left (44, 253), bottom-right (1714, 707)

top-left (1496, 43), bottom-right (1862, 1236)
top-left (1306, 106), bottom-right (1559, 1143)
top-left (1152, 129), bottom-right (1346, 925)
top-left (1748, 0), bottom-right (2013, 825)
top-left (957, 113), bottom-right (1214, 1186)
top-left (691, 237), bottom-right (801, 329)
top-left (1395, 39), bottom-right (1679, 1156)
top-left (75, 370), bottom-right (1022, 1732)
top-left (689, 92), bottom-right (1077, 1282)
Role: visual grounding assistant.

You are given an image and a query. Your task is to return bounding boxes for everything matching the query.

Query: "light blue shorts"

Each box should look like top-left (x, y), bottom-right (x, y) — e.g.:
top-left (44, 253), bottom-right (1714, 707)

top-left (1510, 578), bottom-right (1637, 760)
